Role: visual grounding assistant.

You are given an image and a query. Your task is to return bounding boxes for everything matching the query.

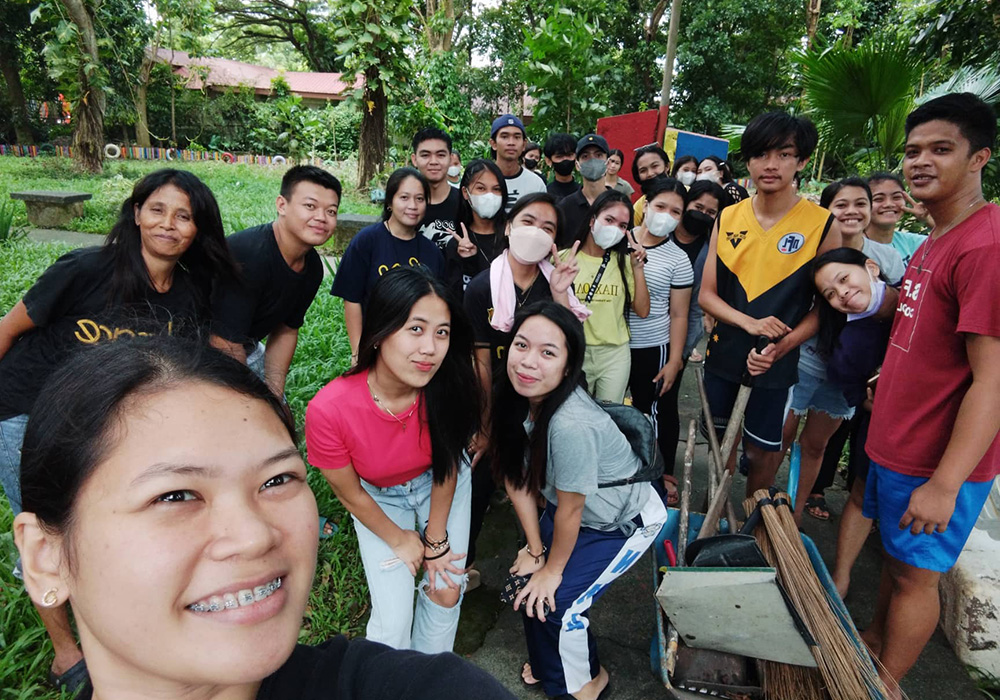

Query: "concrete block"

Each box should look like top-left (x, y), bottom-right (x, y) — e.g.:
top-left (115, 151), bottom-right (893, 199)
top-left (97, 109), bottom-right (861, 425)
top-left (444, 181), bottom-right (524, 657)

top-left (22, 200), bottom-right (85, 228)
top-left (331, 212), bottom-right (380, 253)
top-left (939, 479), bottom-right (1000, 677)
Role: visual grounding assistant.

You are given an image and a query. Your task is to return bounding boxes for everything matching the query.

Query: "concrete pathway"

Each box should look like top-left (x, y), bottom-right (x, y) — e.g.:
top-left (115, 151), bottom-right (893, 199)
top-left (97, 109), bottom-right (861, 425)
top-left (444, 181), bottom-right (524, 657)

top-left (459, 363), bottom-right (982, 700)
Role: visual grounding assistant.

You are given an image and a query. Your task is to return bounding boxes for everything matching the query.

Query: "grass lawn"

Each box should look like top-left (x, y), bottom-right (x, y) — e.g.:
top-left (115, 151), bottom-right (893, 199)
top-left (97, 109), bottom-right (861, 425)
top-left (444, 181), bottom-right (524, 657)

top-left (0, 156), bottom-right (380, 240)
top-left (0, 241), bottom-right (366, 696)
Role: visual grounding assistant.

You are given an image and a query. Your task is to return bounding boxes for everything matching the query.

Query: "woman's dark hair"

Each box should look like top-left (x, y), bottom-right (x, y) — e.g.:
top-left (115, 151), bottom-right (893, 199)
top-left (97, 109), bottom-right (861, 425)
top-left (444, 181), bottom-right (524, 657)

top-left (820, 176), bottom-right (872, 209)
top-left (525, 141), bottom-right (541, 155)
top-left (382, 167), bottom-right (431, 222)
top-left (573, 190), bottom-right (635, 323)
top-left (20, 336), bottom-right (294, 537)
top-left (740, 112), bottom-right (818, 162)
top-left (607, 148), bottom-right (625, 163)
top-left (700, 155), bottom-right (735, 184)
top-left (105, 169), bottom-right (238, 309)
top-left (491, 302), bottom-right (586, 492)
top-left (456, 158), bottom-right (508, 238)
top-left (812, 247), bottom-right (888, 357)
top-left (641, 174), bottom-right (688, 204)
top-left (686, 180), bottom-right (727, 212)
top-left (671, 155), bottom-right (699, 177)
top-left (507, 191), bottom-right (563, 245)
top-left (350, 266), bottom-right (480, 484)
top-left (631, 145), bottom-right (670, 182)
top-left (866, 171), bottom-right (905, 190)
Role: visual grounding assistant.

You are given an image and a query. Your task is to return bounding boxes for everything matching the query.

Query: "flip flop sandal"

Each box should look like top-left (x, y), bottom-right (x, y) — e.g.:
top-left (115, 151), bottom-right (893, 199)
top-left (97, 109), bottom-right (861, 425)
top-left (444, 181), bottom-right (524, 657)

top-left (662, 475), bottom-right (680, 507)
top-left (521, 661), bottom-right (541, 688)
top-left (805, 495), bottom-right (831, 521)
top-left (48, 658), bottom-right (89, 694)
top-left (319, 516), bottom-right (339, 540)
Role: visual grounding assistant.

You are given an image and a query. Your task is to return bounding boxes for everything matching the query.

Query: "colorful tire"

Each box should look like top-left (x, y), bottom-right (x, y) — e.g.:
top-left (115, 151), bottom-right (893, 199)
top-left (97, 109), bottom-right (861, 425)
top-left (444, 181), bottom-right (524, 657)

top-left (221, 152), bottom-right (235, 164)
top-left (272, 155), bottom-right (286, 165)
top-left (38, 143), bottom-right (55, 154)
top-left (165, 148), bottom-right (177, 161)
top-left (104, 143), bottom-right (121, 159)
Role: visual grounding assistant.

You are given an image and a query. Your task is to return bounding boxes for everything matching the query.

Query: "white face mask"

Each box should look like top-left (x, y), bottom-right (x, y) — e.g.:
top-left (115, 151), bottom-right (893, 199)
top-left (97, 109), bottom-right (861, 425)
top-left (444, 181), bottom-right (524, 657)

top-left (646, 210), bottom-right (680, 238)
top-left (468, 192), bottom-right (502, 219)
top-left (678, 171), bottom-right (697, 186)
top-left (696, 172), bottom-right (719, 183)
top-left (592, 222), bottom-right (625, 249)
top-left (847, 272), bottom-right (886, 321)
top-left (447, 166), bottom-right (462, 177)
top-left (508, 226), bottom-right (553, 264)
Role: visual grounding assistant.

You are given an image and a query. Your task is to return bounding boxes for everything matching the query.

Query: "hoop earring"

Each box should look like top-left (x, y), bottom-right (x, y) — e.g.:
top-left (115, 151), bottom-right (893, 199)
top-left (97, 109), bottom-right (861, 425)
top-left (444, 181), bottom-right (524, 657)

top-left (41, 588), bottom-right (59, 607)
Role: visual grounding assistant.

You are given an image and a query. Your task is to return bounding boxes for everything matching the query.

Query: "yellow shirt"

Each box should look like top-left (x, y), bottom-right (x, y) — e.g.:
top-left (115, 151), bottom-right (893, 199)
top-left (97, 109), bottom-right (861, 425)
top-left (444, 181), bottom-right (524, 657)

top-left (561, 249), bottom-right (635, 346)
top-left (633, 195), bottom-right (647, 226)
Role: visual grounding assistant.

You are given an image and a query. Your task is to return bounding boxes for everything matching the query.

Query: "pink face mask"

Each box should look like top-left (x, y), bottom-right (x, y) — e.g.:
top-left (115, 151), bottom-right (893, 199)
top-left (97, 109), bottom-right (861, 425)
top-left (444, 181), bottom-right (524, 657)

top-left (508, 226), bottom-right (553, 265)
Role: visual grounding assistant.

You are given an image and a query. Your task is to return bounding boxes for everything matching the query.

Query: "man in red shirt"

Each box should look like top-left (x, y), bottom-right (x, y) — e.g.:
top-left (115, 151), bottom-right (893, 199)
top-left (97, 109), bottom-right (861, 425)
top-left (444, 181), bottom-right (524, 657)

top-left (864, 93), bottom-right (1000, 698)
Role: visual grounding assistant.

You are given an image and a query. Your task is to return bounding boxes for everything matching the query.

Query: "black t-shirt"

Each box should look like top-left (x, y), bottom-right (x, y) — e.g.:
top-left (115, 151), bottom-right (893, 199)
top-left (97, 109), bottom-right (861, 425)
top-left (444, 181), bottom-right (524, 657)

top-left (0, 247), bottom-right (205, 420)
top-left (331, 222), bottom-right (445, 308)
top-left (418, 187), bottom-right (462, 251)
top-left (672, 234), bottom-right (706, 270)
top-left (78, 637), bottom-right (513, 700)
top-left (211, 223), bottom-right (324, 350)
top-left (556, 189), bottom-right (595, 250)
top-left (463, 267), bottom-right (553, 376)
top-left (547, 178), bottom-right (581, 203)
top-left (443, 229), bottom-right (505, 299)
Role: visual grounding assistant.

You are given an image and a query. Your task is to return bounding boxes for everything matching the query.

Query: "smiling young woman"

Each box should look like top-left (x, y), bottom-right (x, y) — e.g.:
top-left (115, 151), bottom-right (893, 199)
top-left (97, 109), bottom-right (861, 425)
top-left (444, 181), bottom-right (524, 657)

top-left (0, 168), bottom-right (237, 693)
top-left (13, 336), bottom-right (513, 700)
top-left (306, 266), bottom-right (481, 654)
top-left (490, 301), bottom-right (666, 700)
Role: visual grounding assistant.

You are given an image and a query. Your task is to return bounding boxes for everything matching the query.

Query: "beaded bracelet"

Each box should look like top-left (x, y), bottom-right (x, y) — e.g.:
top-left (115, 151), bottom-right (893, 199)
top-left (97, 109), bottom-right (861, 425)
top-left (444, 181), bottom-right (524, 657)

top-left (423, 530), bottom-right (449, 548)
top-left (424, 546), bottom-right (451, 561)
top-left (524, 544), bottom-right (548, 564)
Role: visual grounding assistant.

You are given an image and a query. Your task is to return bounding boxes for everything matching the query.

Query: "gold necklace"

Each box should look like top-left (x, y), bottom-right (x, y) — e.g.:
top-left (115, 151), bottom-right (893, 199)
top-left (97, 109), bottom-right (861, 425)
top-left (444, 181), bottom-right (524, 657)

top-left (366, 375), bottom-right (418, 430)
top-left (516, 272), bottom-right (540, 307)
top-left (918, 198), bottom-right (984, 273)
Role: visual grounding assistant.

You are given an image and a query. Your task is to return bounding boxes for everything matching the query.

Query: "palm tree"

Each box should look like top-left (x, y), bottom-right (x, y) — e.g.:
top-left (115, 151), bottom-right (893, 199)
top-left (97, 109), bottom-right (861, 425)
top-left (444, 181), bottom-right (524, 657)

top-left (794, 33), bottom-right (921, 172)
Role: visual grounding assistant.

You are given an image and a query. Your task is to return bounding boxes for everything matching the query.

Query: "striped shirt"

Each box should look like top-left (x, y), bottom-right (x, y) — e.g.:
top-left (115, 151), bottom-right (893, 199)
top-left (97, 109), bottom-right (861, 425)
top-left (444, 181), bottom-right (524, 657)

top-left (629, 238), bottom-right (694, 348)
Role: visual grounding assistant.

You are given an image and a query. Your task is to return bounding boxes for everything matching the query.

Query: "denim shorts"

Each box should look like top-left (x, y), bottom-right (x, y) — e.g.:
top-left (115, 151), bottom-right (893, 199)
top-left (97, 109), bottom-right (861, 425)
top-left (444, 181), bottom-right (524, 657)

top-left (788, 368), bottom-right (855, 421)
top-left (0, 414), bottom-right (28, 516)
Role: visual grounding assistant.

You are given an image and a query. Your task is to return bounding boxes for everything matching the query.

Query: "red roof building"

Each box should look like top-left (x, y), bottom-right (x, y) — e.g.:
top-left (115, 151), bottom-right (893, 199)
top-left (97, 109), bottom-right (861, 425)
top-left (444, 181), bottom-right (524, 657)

top-left (154, 49), bottom-right (363, 106)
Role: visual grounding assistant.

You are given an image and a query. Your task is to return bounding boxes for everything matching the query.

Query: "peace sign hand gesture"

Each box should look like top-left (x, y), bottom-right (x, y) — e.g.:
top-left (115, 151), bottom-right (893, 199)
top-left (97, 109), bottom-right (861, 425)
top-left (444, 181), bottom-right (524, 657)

top-left (902, 191), bottom-right (935, 228)
top-left (627, 229), bottom-right (647, 268)
top-left (451, 223), bottom-right (478, 259)
top-left (548, 241), bottom-right (580, 296)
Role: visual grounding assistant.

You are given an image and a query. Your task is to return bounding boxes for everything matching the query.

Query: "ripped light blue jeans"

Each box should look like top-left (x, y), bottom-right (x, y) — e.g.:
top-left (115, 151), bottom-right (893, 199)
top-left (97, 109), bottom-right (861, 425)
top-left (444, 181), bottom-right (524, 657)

top-left (353, 460), bottom-right (471, 653)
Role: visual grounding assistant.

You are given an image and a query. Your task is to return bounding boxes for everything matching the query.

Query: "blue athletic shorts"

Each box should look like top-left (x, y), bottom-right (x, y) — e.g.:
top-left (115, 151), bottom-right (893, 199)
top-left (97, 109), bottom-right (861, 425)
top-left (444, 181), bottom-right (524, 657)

top-left (702, 370), bottom-right (793, 452)
top-left (863, 461), bottom-right (993, 572)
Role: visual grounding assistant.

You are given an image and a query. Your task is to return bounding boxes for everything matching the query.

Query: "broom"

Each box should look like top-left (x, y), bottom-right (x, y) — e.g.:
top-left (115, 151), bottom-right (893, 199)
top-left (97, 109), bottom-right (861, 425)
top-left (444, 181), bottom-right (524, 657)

top-left (751, 490), bottom-right (892, 700)
top-left (742, 497), bottom-right (827, 700)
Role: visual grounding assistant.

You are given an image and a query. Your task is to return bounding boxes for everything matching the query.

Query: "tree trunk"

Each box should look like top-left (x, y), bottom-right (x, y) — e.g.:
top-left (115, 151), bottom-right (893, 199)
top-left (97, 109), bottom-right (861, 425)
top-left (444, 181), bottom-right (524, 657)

top-left (136, 80), bottom-right (151, 148)
top-left (60, 0), bottom-right (105, 172)
top-left (0, 47), bottom-right (33, 145)
top-left (74, 83), bottom-right (105, 173)
top-left (357, 70), bottom-right (386, 190)
top-left (806, 0), bottom-right (822, 50)
top-left (424, 0), bottom-right (454, 53)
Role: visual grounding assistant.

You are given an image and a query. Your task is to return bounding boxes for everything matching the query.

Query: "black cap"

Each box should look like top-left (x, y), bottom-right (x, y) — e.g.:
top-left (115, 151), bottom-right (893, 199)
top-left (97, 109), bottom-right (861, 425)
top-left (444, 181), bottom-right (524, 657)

top-left (576, 133), bottom-right (609, 157)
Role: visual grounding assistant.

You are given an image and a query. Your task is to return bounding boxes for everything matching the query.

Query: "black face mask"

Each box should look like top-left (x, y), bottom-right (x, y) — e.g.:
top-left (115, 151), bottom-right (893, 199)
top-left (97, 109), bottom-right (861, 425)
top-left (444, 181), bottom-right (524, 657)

top-left (552, 159), bottom-right (576, 176)
top-left (683, 210), bottom-right (715, 238)
top-left (524, 158), bottom-right (539, 170)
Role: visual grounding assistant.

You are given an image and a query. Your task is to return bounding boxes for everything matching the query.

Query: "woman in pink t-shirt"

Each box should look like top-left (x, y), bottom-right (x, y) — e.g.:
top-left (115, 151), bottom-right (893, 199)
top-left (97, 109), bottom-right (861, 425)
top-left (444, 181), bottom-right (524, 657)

top-left (305, 266), bottom-right (480, 653)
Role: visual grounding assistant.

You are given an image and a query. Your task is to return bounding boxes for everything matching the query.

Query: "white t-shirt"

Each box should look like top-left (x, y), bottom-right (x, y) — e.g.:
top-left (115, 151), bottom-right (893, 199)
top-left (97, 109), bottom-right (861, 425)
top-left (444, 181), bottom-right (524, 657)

top-left (502, 167), bottom-right (546, 212)
top-left (862, 237), bottom-right (905, 286)
top-left (629, 239), bottom-right (694, 348)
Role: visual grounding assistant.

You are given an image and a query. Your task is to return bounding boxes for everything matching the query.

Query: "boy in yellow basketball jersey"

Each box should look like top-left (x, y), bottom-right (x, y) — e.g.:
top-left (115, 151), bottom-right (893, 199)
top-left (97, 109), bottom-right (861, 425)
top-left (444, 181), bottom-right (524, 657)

top-left (699, 113), bottom-right (843, 496)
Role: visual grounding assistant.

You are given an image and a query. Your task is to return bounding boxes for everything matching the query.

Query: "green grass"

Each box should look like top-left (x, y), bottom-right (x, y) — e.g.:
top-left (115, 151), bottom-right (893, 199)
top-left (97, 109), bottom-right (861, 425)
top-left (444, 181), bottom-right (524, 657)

top-left (0, 241), bottom-right (366, 695)
top-left (0, 156), bottom-right (380, 236)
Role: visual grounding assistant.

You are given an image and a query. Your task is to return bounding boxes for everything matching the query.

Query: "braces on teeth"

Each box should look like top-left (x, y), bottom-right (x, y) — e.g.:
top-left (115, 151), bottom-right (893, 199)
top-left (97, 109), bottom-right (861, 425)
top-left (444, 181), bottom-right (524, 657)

top-left (189, 577), bottom-right (282, 612)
